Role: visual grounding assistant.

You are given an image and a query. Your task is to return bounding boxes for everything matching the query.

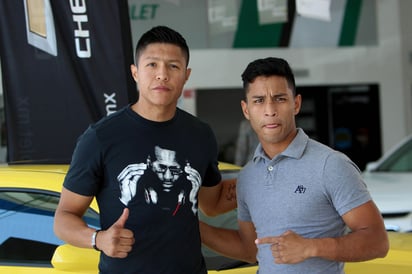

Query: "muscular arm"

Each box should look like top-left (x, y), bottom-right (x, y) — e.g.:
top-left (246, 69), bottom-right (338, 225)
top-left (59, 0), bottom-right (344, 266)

top-left (315, 200), bottom-right (389, 262)
top-left (54, 187), bottom-right (134, 258)
top-left (200, 219), bottom-right (257, 263)
top-left (256, 200), bottom-right (389, 264)
top-left (198, 178), bottom-right (237, 216)
top-left (54, 187), bottom-right (96, 248)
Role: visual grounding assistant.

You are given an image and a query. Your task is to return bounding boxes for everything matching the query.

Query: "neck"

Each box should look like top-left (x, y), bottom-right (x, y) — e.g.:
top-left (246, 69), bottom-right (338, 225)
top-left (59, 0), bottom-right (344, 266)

top-left (262, 128), bottom-right (298, 159)
top-left (131, 102), bottom-right (176, 122)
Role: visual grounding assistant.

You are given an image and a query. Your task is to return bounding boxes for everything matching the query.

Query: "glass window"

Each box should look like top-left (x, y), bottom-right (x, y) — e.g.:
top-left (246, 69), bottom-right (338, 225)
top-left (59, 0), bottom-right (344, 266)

top-left (377, 139), bottom-right (412, 172)
top-left (0, 189), bottom-right (99, 266)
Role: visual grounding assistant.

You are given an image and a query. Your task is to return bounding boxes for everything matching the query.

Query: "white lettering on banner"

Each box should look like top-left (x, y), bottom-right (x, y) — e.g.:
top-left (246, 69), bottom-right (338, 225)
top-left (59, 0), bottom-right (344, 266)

top-left (70, 0), bottom-right (91, 58)
top-left (104, 93), bottom-right (117, 115)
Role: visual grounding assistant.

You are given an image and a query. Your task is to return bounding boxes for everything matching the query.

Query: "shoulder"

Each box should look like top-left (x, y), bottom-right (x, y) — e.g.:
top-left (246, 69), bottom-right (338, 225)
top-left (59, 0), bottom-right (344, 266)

top-left (176, 108), bottom-right (214, 132)
top-left (288, 130), bottom-right (334, 163)
top-left (306, 138), bottom-right (359, 170)
top-left (92, 105), bottom-right (130, 129)
top-left (85, 106), bottom-right (135, 140)
top-left (176, 108), bottom-right (203, 123)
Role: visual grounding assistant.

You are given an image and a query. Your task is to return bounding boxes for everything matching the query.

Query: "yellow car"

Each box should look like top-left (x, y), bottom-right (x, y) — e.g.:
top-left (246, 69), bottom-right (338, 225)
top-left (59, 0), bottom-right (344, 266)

top-left (0, 164), bottom-right (411, 273)
top-left (0, 163), bottom-right (244, 273)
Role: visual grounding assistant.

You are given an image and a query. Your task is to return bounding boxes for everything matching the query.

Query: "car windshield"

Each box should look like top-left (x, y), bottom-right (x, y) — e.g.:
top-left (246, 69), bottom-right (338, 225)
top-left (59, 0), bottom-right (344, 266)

top-left (376, 138), bottom-right (412, 172)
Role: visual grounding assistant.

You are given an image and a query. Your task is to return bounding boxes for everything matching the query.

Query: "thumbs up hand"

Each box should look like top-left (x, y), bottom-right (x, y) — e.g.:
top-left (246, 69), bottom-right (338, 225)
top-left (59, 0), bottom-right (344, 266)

top-left (95, 208), bottom-right (135, 258)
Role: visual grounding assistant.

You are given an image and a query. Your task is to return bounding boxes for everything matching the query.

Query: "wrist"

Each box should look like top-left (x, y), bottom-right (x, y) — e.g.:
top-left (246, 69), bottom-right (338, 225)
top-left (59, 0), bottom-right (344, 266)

top-left (91, 229), bottom-right (101, 251)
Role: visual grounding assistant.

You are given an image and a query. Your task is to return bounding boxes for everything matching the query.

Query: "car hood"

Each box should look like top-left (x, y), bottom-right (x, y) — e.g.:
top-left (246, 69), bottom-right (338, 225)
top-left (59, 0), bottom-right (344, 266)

top-left (362, 171), bottom-right (412, 213)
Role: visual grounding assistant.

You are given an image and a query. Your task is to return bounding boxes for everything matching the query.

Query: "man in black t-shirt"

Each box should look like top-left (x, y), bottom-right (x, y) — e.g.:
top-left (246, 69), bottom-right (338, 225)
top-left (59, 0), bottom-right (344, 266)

top-left (54, 26), bottom-right (237, 274)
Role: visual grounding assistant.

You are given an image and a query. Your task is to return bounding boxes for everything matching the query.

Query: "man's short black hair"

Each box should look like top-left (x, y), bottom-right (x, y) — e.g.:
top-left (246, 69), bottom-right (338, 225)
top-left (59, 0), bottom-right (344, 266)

top-left (241, 57), bottom-right (296, 95)
top-left (135, 25), bottom-right (190, 66)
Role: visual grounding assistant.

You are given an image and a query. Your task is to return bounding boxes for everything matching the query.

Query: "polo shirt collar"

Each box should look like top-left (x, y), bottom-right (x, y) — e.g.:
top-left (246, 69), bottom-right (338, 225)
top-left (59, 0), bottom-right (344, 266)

top-left (282, 128), bottom-right (308, 159)
top-left (252, 128), bottom-right (309, 162)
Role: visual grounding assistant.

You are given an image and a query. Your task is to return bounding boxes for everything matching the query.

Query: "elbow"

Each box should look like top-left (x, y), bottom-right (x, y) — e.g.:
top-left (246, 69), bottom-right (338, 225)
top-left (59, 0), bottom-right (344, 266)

top-left (376, 230), bottom-right (390, 258)
top-left (53, 211), bottom-right (66, 241)
top-left (368, 233), bottom-right (390, 260)
top-left (244, 255), bottom-right (258, 264)
top-left (53, 218), bottom-right (63, 240)
top-left (378, 238), bottom-right (390, 258)
top-left (241, 245), bottom-right (258, 264)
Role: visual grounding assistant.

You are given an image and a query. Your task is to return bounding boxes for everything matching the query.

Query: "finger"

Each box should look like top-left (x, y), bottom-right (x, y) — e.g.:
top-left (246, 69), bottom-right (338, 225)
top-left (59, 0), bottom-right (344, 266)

top-left (114, 208), bottom-right (129, 228)
top-left (120, 228), bottom-right (135, 239)
top-left (118, 163), bottom-right (147, 180)
top-left (113, 251), bottom-right (129, 259)
top-left (255, 237), bottom-right (279, 245)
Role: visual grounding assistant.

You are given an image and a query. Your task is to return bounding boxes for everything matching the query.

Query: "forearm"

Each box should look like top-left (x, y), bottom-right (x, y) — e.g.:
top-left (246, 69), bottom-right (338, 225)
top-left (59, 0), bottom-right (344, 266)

top-left (311, 228), bottom-right (389, 262)
top-left (216, 178), bottom-right (237, 214)
top-left (199, 221), bottom-right (256, 263)
top-left (199, 178), bottom-right (237, 216)
top-left (54, 210), bottom-right (96, 249)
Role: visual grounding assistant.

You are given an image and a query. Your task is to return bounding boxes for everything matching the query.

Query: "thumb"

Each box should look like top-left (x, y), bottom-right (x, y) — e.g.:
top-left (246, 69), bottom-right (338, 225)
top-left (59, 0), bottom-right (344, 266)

top-left (114, 208), bottom-right (129, 228)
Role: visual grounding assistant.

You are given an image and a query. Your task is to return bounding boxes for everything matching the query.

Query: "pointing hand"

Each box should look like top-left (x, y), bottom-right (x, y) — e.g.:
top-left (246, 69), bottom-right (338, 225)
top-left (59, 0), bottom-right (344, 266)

top-left (255, 230), bottom-right (311, 264)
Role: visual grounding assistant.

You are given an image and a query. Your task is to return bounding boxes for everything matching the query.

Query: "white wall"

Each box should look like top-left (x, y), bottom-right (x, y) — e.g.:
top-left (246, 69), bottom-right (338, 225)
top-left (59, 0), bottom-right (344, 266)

top-left (399, 0), bottom-right (412, 138)
top-left (186, 0), bottom-right (411, 153)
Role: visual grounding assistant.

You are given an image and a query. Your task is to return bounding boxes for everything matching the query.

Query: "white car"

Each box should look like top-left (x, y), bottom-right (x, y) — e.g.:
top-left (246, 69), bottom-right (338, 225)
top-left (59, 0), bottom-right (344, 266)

top-left (362, 134), bottom-right (412, 232)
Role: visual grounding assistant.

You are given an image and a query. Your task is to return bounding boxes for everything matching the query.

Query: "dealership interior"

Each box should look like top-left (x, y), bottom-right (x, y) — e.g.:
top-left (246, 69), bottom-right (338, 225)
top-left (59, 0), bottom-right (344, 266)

top-left (0, 0), bottom-right (412, 171)
top-left (1, 1), bottom-right (412, 272)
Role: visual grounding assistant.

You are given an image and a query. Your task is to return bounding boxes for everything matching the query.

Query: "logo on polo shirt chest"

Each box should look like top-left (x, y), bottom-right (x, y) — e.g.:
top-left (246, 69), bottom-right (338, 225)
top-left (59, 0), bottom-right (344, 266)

top-left (294, 185), bottom-right (307, 194)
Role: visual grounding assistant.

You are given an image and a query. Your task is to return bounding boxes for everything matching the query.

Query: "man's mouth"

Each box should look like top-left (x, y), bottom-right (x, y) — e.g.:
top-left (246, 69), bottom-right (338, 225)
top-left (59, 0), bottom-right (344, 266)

top-left (264, 123), bottom-right (279, 129)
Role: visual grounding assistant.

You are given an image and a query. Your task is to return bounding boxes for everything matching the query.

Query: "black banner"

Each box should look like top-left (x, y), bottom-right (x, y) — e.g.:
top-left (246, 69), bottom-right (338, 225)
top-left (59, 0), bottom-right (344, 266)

top-left (0, 0), bottom-right (136, 163)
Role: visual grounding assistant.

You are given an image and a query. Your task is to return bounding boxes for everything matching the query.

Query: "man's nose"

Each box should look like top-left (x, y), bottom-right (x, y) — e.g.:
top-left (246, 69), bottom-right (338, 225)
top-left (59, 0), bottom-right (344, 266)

top-left (264, 100), bottom-right (277, 116)
top-left (156, 65), bottom-right (169, 81)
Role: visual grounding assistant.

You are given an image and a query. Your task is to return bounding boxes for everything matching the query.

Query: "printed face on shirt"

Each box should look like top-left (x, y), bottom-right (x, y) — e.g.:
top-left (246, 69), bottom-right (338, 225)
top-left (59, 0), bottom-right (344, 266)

top-left (241, 75), bottom-right (301, 157)
top-left (117, 145), bottom-right (201, 215)
top-left (130, 43), bottom-right (191, 110)
top-left (151, 146), bottom-right (183, 192)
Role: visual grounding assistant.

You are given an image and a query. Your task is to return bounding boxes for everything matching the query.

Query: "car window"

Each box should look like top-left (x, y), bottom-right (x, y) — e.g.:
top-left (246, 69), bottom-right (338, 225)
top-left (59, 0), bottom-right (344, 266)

top-left (0, 189), bottom-right (99, 266)
top-left (377, 138), bottom-right (412, 172)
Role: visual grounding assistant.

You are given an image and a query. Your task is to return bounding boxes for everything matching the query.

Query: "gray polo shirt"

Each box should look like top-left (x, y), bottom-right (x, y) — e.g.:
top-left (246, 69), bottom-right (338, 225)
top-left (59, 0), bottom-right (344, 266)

top-left (237, 129), bottom-right (371, 274)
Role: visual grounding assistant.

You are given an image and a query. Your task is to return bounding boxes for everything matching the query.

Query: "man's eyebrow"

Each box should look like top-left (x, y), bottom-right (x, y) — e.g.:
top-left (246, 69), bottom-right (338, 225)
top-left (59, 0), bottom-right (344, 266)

top-left (250, 95), bottom-right (265, 100)
top-left (271, 93), bottom-right (287, 97)
top-left (143, 56), bottom-right (183, 63)
top-left (251, 94), bottom-right (264, 97)
top-left (250, 92), bottom-right (286, 98)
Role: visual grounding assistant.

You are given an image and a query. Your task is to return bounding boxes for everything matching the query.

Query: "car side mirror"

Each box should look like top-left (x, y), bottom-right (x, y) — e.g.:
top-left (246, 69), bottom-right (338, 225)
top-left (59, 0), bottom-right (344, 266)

top-left (51, 244), bottom-right (99, 271)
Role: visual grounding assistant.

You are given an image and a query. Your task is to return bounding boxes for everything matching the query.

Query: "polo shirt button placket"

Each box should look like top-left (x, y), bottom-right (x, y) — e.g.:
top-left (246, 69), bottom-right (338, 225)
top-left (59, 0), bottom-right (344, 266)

top-left (265, 165), bottom-right (276, 186)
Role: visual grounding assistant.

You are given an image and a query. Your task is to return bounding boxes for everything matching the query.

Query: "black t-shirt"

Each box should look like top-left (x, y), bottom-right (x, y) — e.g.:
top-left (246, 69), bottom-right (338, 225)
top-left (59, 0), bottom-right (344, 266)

top-left (64, 106), bottom-right (221, 274)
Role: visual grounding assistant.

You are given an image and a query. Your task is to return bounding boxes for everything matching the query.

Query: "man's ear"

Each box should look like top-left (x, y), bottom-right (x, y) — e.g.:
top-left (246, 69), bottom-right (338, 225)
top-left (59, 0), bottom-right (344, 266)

top-left (294, 94), bottom-right (302, 115)
top-left (130, 64), bottom-right (138, 82)
top-left (185, 67), bottom-right (192, 83)
top-left (241, 100), bottom-right (249, 120)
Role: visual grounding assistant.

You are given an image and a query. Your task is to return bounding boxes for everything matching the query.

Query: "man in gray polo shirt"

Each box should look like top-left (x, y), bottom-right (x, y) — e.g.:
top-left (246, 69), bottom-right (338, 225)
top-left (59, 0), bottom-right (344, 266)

top-left (200, 57), bottom-right (389, 274)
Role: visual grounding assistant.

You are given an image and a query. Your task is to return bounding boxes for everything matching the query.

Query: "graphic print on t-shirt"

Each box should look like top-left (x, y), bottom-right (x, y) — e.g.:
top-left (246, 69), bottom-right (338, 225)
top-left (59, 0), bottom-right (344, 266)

top-left (117, 146), bottom-right (201, 215)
